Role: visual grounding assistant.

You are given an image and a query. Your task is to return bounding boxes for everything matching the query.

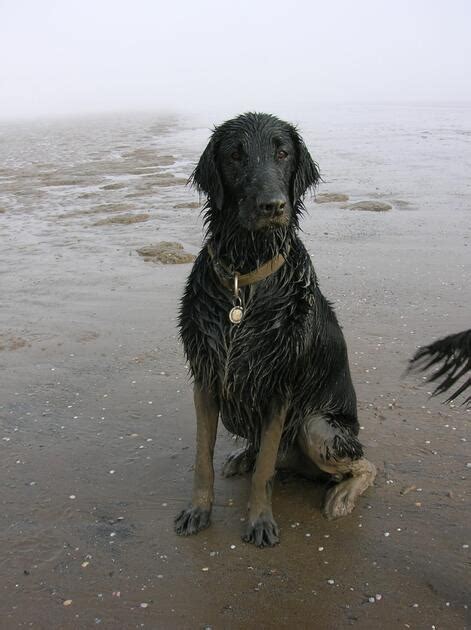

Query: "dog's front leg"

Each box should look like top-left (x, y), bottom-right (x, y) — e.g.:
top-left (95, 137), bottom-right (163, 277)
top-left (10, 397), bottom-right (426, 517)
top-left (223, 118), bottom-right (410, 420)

top-left (174, 385), bottom-right (219, 536)
top-left (242, 405), bottom-right (287, 547)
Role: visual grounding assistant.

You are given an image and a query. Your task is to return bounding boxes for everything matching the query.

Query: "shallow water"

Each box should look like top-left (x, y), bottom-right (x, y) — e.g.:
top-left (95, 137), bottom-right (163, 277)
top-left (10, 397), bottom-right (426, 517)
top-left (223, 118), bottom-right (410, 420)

top-left (0, 105), bottom-right (470, 628)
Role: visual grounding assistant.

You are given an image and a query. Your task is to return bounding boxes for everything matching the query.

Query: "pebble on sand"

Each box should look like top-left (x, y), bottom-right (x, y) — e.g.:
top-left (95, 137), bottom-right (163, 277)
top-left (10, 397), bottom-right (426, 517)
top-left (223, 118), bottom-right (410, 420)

top-left (136, 242), bottom-right (195, 264)
top-left (349, 201), bottom-right (392, 212)
top-left (63, 599), bottom-right (73, 606)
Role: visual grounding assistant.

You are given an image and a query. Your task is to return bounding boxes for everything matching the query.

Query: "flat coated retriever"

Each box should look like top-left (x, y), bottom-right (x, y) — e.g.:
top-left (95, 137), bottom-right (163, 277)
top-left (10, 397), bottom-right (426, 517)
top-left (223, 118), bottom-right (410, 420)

top-left (409, 329), bottom-right (471, 405)
top-left (175, 112), bottom-right (376, 547)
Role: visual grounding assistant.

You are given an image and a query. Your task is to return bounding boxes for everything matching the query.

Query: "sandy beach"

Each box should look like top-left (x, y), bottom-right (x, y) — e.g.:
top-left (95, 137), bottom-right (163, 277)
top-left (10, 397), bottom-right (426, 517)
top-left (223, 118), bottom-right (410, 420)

top-left (0, 105), bottom-right (470, 629)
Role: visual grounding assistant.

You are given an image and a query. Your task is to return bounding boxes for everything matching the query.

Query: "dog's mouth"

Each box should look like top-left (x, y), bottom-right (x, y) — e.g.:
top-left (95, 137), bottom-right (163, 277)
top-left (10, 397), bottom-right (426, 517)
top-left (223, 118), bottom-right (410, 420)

top-left (254, 213), bottom-right (290, 231)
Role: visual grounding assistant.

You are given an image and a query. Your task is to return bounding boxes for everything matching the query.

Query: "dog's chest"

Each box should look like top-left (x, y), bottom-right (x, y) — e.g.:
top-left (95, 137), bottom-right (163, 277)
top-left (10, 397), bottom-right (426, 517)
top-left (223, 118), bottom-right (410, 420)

top-left (208, 288), bottom-right (300, 398)
top-left (181, 248), bottom-right (316, 400)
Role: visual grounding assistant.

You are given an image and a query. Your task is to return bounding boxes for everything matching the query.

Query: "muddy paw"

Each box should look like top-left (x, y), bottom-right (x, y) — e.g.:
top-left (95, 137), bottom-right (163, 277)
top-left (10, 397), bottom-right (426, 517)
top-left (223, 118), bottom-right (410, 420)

top-left (222, 447), bottom-right (255, 478)
top-left (174, 506), bottom-right (211, 536)
top-left (322, 483), bottom-right (356, 520)
top-left (242, 516), bottom-right (280, 547)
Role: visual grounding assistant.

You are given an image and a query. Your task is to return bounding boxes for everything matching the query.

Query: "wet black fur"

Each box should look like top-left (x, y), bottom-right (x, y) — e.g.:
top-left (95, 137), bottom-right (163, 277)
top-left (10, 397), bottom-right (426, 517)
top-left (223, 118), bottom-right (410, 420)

top-left (409, 329), bottom-right (471, 405)
top-left (179, 112), bottom-right (361, 455)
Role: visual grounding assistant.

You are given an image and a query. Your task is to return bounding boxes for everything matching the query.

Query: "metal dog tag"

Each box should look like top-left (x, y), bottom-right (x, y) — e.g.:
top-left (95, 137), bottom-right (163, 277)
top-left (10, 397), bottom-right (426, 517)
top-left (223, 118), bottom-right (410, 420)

top-left (229, 305), bottom-right (244, 325)
top-left (229, 272), bottom-right (244, 325)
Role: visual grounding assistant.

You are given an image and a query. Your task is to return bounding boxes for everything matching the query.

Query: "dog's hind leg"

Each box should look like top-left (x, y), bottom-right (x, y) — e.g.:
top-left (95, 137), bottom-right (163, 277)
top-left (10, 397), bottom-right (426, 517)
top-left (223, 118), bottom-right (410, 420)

top-left (242, 405), bottom-right (287, 547)
top-left (298, 414), bottom-right (376, 520)
top-left (222, 446), bottom-right (256, 477)
top-left (175, 385), bottom-right (219, 536)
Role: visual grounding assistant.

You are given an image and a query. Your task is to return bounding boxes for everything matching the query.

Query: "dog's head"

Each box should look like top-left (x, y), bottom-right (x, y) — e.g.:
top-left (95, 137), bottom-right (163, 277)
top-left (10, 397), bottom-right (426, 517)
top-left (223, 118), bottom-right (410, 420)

top-left (191, 112), bottom-right (320, 232)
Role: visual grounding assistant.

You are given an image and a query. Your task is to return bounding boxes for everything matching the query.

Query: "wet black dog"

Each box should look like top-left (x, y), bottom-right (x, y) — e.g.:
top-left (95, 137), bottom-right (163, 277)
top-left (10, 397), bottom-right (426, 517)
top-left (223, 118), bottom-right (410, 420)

top-left (175, 112), bottom-right (376, 547)
top-left (409, 329), bottom-right (471, 405)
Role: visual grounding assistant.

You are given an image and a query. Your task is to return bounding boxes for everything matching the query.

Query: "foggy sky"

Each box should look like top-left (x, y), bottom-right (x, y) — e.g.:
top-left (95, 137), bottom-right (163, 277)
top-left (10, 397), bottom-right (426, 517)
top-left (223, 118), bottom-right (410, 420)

top-left (1, 0), bottom-right (470, 120)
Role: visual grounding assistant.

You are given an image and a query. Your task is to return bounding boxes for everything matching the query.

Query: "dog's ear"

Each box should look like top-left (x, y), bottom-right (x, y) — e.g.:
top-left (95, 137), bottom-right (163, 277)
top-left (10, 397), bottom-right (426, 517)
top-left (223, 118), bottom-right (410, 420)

top-left (291, 131), bottom-right (320, 201)
top-left (190, 137), bottom-right (224, 210)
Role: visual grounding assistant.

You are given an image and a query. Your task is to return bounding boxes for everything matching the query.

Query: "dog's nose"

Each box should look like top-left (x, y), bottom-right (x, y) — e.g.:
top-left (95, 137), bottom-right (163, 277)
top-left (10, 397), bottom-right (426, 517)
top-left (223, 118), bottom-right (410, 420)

top-left (258, 199), bottom-right (286, 217)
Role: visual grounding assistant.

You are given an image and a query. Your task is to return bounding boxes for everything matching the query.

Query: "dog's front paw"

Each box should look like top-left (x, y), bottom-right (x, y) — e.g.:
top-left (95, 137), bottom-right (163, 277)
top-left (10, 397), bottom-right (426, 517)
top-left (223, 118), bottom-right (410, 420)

top-left (242, 515), bottom-right (280, 548)
top-left (174, 506), bottom-right (211, 536)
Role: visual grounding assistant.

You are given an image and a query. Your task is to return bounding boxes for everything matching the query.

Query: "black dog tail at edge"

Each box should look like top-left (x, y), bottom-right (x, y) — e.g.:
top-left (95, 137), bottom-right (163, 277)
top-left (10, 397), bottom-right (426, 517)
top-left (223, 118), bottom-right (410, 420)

top-left (408, 329), bottom-right (471, 406)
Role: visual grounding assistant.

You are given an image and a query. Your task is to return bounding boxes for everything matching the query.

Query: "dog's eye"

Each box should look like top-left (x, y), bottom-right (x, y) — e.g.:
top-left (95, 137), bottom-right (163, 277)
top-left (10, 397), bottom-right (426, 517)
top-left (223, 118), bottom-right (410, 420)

top-left (231, 151), bottom-right (241, 161)
top-left (277, 150), bottom-right (288, 160)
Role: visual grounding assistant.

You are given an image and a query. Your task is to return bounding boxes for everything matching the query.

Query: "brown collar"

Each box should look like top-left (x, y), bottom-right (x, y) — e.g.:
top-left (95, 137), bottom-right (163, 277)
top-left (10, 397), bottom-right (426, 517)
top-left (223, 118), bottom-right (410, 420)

top-left (207, 243), bottom-right (289, 291)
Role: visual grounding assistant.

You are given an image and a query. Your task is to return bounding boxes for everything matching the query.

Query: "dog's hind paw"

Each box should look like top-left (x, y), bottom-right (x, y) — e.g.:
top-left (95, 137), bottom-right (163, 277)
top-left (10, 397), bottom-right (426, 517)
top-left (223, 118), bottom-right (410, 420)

top-left (174, 506), bottom-right (211, 536)
top-left (222, 447), bottom-right (255, 477)
top-left (322, 479), bottom-right (363, 520)
top-left (322, 460), bottom-right (376, 520)
top-left (242, 515), bottom-right (280, 548)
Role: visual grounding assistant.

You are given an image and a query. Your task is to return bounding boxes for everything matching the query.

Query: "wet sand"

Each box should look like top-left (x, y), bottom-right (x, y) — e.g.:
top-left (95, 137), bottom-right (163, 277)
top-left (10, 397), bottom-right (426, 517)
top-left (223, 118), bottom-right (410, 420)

top-left (0, 108), bottom-right (470, 629)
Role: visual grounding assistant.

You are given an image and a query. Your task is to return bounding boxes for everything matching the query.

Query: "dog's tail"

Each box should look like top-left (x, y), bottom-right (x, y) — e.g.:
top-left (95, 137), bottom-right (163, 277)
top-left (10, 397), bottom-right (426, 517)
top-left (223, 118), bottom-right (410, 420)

top-left (408, 329), bottom-right (471, 405)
